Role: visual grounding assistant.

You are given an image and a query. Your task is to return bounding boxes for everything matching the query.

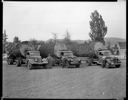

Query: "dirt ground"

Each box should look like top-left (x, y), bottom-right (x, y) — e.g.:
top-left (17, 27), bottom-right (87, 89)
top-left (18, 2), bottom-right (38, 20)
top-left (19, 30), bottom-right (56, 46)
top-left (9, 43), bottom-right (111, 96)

top-left (2, 60), bottom-right (126, 99)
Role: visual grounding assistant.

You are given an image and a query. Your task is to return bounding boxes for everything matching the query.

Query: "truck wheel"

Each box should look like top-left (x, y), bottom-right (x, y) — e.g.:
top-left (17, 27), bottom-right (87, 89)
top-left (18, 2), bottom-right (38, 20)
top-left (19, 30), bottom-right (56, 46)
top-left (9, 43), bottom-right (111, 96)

top-left (76, 64), bottom-right (80, 68)
top-left (27, 62), bottom-right (32, 70)
top-left (43, 64), bottom-right (51, 69)
top-left (116, 65), bottom-right (121, 68)
top-left (10, 61), bottom-right (13, 65)
top-left (7, 59), bottom-right (13, 65)
top-left (16, 60), bottom-right (21, 67)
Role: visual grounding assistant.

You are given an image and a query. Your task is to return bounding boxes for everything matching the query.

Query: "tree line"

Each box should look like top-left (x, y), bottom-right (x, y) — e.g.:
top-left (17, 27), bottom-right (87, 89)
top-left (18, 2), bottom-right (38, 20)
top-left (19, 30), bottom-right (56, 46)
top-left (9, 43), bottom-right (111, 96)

top-left (4, 10), bottom-right (118, 58)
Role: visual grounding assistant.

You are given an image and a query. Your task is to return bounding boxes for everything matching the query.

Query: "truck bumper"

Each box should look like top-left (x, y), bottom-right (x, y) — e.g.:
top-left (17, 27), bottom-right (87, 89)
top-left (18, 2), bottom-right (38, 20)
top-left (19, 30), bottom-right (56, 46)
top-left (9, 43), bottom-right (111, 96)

top-left (30, 62), bottom-right (48, 66)
top-left (70, 61), bottom-right (81, 65)
top-left (110, 63), bottom-right (121, 68)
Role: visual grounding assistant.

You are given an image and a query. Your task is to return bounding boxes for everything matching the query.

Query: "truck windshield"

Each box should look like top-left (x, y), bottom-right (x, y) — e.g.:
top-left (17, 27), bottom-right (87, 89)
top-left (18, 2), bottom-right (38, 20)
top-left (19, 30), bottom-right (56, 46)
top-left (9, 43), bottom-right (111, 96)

top-left (64, 52), bottom-right (73, 57)
top-left (30, 52), bottom-right (40, 56)
top-left (102, 51), bottom-right (111, 56)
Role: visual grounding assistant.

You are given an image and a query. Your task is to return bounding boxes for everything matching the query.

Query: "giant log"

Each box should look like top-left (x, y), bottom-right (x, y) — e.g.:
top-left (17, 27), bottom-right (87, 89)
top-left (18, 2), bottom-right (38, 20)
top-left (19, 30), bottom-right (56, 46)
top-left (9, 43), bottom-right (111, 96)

top-left (8, 42), bottom-right (33, 59)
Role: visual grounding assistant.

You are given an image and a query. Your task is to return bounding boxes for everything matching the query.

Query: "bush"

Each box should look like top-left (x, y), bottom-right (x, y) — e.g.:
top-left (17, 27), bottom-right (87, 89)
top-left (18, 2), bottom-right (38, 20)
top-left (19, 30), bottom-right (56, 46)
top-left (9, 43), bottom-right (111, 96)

top-left (66, 41), bottom-right (95, 57)
top-left (30, 39), bottom-right (95, 58)
top-left (39, 41), bottom-right (55, 58)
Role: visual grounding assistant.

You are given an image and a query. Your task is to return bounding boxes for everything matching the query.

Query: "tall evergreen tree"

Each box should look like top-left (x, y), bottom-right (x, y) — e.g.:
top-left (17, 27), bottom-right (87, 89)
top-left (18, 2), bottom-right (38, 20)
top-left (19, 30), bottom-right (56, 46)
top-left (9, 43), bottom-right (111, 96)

top-left (89, 10), bottom-right (107, 44)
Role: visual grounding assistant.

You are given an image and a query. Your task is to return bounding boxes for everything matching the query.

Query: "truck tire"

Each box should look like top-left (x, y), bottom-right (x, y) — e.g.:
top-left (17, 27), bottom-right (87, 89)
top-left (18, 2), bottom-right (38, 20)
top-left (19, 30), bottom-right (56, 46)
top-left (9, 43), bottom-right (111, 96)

top-left (76, 64), bottom-right (80, 68)
top-left (10, 61), bottom-right (13, 65)
top-left (116, 64), bottom-right (121, 68)
top-left (16, 59), bottom-right (21, 67)
top-left (27, 62), bottom-right (32, 70)
top-left (7, 59), bottom-right (13, 65)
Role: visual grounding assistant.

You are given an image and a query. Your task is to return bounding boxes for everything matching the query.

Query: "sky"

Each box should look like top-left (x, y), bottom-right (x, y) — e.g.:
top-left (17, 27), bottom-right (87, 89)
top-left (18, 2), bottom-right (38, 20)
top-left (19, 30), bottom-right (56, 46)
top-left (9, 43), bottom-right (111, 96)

top-left (3, 1), bottom-right (126, 42)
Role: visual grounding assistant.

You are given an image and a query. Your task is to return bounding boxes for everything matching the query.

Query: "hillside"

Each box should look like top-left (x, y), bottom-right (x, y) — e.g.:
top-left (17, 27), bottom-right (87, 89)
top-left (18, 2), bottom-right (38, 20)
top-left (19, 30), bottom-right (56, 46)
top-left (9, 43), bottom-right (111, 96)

top-left (45, 37), bottom-right (126, 45)
top-left (104, 37), bottom-right (126, 43)
top-left (80, 37), bottom-right (126, 44)
top-left (72, 40), bottom-right (86, 44)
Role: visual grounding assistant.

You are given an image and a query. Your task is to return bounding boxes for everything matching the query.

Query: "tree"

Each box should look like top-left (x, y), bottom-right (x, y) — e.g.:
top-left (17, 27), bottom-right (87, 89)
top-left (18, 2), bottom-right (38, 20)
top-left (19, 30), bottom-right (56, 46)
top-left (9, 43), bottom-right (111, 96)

top-left (6, 42), bottom-right (13, 54)
top-left (89, 10), bottom-right (107, 44)
top-left (13, 36), bottom-right (20, 44)
top-left (29, 39), bottom-right (38, 50)
top-left (3, 30), bottom-right (8, 53)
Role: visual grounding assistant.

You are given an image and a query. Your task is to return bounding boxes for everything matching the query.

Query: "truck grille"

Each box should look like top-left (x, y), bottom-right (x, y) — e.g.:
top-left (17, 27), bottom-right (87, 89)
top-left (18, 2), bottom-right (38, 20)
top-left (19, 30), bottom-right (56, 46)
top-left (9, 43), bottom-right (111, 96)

top-left (113, 58), bottom-right (118, 63)
top-left (35, 58), bottom-right (42, 62)
top-left (38, 58), bottom-right (42, 62)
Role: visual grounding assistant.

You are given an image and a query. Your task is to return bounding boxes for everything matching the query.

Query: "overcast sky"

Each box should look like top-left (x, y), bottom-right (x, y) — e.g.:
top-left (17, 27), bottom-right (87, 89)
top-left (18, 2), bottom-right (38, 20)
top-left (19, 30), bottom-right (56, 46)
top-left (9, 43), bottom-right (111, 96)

top-left (3, 1), bottom-right (126, 42)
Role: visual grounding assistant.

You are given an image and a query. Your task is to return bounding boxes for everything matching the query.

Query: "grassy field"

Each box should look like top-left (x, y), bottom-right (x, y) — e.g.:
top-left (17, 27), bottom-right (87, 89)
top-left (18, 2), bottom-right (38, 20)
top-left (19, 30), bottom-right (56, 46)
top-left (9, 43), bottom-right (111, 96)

top-left (3, 60), bottom-right (126, 99)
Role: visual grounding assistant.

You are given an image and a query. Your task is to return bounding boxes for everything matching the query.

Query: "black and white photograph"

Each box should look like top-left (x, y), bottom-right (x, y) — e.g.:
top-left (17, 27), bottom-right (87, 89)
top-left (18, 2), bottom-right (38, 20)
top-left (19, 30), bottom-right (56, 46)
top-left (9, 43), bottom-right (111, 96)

top-left (2, 1), bottom-right (126, 99)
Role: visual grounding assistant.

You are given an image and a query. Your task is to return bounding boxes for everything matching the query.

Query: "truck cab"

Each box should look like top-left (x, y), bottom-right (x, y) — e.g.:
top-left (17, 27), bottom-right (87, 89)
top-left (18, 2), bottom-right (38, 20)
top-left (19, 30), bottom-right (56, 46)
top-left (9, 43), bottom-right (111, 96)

top-left (56, 50), bottom-right (81, 68)
top-left (94, 49), bottom-right (121, 68)
top-left (16, 51), bottom-right (48, 69)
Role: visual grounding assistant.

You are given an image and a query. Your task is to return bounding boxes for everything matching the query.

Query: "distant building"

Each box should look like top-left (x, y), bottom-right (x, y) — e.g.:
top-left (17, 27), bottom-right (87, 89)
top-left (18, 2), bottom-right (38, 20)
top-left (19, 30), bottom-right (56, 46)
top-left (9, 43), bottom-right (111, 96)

top-left (118, 42), bottom-right (126, 59)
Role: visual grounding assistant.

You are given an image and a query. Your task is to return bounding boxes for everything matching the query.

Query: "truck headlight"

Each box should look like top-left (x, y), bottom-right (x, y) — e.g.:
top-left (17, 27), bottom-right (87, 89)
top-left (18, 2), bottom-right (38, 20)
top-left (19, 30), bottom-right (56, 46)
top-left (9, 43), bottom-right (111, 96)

top-left (35, 58), bottom-right (38, 62)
